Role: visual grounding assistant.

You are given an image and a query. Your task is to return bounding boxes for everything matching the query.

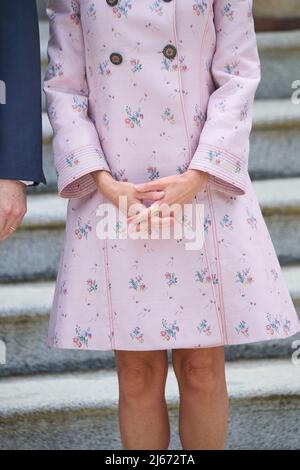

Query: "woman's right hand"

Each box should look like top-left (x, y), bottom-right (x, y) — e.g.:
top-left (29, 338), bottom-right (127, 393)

top-left (92, 170), bottom-right (165, 217)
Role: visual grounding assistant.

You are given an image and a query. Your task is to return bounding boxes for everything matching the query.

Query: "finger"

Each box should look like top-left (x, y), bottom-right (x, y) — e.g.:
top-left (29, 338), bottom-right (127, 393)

top-left (135, 220), bottom-right (151, 235)
top-left (134, 181), bottom-right (164, 193)
top-left (127, 201), bottom-right (146, 217)
top-left (136, 214), bottom-right (175, 231)
top-left (151, 216), bottom-right (175, 230)
top-left (0, 214), bottom-right (7, 238)
top-left (8, 212), bottom-right (24, 233)
top-left (0, 216), bottom-right (15, 241)
top-left (1, 218), bottom-right (18, 242)
top-left (128, 203), bottom-right (161, 225)
top-left (1, 207), bottom-right (26, 242)
top-left (0, 203), bottom-right (13, 241)
top-left (128, 208), bottom-right (151, 228)
top-left (134, 190), bottom-right (165, 201)
top-left (128, 213), bottom-right (175, 235)
top-left (128, 219), bottom-right (149, 234)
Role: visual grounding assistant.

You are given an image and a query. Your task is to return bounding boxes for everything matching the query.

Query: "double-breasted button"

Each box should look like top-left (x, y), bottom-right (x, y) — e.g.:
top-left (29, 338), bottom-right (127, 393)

top-left (110, 52), bottom-right (123, 65)
top-left (106, 0), bottom-right (119, 7)
top-left (163, 44), bottom-right (177, 60)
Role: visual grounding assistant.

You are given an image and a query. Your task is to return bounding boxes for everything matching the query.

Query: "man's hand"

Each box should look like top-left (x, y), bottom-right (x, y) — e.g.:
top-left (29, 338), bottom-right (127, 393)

top-left (0, 180), bottom-right (27, 242)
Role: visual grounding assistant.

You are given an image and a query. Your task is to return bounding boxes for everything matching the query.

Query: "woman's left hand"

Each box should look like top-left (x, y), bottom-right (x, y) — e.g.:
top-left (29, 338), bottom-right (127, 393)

top-left (127, 169), bottom-right (208, 231)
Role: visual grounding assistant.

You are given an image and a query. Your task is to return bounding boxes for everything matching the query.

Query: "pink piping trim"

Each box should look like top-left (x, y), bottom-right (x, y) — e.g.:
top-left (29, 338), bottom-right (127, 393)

top-left (189, 160), bottom-right (247, 193)
top-left (196, 191), bottom-right (224, 343)
top-left (103, 237), bottom-right (116, 350)
top-left (190, 157), bottom-right (246, 182)
top-left (198, 142), bottom-right (247, 163)
top-left (199, 10), bottom-right (211, 137)
top-left (195, 10), bottom-right (224, 341)
top-left (55, 144), bottom-right (106, 171)
top-left (173, 3), bottom-right (224, 342)
top-left (207, 185), bottom-right (229, 344)
top-left (172, 0), bottom-right (192, 165)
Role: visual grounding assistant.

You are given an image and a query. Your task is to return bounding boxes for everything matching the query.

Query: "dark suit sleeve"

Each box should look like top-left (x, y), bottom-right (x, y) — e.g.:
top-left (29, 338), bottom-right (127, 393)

top-left (0, 0), bottom-right (46, 184)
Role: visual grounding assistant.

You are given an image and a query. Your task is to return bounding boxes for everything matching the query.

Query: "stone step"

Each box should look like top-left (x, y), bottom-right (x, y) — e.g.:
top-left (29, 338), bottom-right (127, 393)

top-left (0, 265), bottom-right (299, 377)
top-left (0, 282), bottom-right (114, 377)
top-left (1, 177), bottom-right (298, 282)
top-left (0, 359), bottom-right (299, 449)
top-left (256, 29), bottom-right (300, 99)
top-left (0, 194), bottom-right (66, 282)
top-left (253, 0), bottom-right (300, 31)
top-left (37, 98), bottom-right (300, 195)
top-left (253, 0), bottom-right (300, 19)
top-left (37, 0), bottom-right (48, 20)
top-left (39, 22), bottom-right (300, 100)
top-left (250, 99), bottom-right (300, 180)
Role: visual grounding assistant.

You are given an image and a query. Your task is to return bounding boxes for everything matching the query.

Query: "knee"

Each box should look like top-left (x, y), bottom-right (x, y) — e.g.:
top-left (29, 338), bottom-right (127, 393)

top-left (117, 359), bottom-right (167, 402)
top-left (174, 356), bottom-right (221, 395)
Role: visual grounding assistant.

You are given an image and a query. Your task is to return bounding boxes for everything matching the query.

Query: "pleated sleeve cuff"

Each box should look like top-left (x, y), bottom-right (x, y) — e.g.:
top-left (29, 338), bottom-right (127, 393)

top-left (55, 145), bottom-right (111, 199)
top-left (188, 143), bottom-right (248, 196)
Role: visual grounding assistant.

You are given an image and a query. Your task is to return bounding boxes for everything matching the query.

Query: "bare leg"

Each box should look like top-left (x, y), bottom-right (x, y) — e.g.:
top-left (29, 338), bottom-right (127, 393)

top-left (115, 349), bottom-right (170, 450)
top-left (172, 347), bottom-right (228, 450)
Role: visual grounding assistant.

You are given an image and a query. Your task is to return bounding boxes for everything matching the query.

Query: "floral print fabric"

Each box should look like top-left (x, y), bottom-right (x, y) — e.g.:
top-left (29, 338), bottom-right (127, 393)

top-left (45, 0), bottom-right (300, 351)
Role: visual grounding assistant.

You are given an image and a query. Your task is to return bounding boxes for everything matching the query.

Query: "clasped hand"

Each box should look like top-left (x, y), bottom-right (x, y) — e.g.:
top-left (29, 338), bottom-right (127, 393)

top-left (93, 169), bottom-right (208, 234)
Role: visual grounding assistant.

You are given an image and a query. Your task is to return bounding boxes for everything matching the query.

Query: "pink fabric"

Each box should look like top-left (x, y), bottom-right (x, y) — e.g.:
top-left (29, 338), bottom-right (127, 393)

top-left (45, 0), bottom-right (300, 351)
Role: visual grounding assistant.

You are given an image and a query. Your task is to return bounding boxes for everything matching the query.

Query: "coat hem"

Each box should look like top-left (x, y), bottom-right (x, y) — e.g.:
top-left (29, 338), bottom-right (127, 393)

top-left (47, 327), bottom-right (300, 352)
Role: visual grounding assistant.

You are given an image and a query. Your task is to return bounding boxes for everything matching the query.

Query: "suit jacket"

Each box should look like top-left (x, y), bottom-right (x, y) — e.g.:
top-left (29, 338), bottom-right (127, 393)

top-left (0, 0), bottom-right (46, 184)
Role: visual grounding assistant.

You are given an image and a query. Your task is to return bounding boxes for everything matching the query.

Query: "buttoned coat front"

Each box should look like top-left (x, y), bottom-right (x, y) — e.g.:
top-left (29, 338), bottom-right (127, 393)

top-left (45, 0), bottom-right (300, 351)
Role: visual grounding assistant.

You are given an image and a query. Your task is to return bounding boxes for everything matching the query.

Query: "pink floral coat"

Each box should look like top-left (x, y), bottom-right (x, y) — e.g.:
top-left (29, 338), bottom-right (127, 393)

top-left (45, 0), bottom-right (299, 351)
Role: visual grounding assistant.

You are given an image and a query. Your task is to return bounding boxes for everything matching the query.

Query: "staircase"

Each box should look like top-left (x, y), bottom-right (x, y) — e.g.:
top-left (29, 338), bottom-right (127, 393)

top-left (0, 19), bottom-right (299, 450)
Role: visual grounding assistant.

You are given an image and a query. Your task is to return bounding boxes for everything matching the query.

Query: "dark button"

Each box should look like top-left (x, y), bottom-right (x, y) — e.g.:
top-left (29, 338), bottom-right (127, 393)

top-left (110, 52), bottom-right (123, 65)
top-left (162, 44), bottom-right (177, 60)
top-left (106, 0), bottom-right (119, 6)
top-left (162, 0), bottom-right (173, 2)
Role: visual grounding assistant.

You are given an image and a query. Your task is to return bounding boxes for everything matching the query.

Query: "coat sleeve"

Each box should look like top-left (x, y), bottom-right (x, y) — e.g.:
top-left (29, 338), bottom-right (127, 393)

top-left (44, 0), bottom-right (111, 199)
top-left (188, 0), bottom-right (261, 196)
